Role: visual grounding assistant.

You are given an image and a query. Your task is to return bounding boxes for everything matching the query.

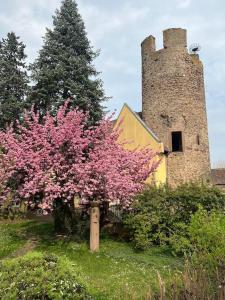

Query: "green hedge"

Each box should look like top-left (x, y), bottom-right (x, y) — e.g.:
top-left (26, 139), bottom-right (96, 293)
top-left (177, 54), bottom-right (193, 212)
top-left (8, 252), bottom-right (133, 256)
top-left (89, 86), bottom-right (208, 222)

top-left (171, 207), bottom-right (225, 268)
top-left (124, 183), bottom-right (225, 250)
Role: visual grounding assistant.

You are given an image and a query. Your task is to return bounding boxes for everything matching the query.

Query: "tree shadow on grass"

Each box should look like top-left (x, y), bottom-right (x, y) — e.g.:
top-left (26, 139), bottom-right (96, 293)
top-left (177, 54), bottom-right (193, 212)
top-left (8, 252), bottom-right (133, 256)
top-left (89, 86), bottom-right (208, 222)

top-left (19, 220), bottom-right (89, 255)
top-left (17, 220), bottom-right (182, 271)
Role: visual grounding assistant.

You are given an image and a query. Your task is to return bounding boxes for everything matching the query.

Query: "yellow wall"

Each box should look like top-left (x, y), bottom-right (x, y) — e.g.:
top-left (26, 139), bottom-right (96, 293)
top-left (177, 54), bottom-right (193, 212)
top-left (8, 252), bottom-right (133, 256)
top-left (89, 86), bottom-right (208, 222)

top-left (114, 104), bottom-right (167, 185)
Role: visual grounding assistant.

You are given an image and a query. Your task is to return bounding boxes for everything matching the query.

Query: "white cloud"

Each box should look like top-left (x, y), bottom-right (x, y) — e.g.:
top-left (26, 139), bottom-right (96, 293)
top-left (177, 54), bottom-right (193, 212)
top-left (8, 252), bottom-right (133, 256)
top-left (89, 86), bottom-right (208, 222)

top-left (77, 1), bottom-right (150, 45)
top-left (177, 0), bottom-right (192, 8)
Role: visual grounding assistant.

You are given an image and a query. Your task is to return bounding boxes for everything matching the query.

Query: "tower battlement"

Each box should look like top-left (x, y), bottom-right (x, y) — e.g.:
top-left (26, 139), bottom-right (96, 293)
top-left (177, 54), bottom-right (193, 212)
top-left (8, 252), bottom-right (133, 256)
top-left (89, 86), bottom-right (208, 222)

top-left (141, 35), bottom-right (156, 52)
top-left (163, 28), bottom-right (187, 49)
top-left (141, 28), bottom-right (187, 53)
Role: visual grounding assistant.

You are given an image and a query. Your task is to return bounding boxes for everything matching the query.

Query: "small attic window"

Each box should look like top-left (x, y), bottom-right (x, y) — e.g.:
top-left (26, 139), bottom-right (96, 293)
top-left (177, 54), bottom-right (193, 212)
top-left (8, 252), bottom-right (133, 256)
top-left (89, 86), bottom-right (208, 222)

top-left (172, 131), bottom-right (183, 152)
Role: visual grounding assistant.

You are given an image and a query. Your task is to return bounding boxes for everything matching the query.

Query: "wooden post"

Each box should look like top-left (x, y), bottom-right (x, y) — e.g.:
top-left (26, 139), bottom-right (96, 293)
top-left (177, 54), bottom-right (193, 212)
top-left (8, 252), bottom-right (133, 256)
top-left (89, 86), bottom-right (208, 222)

top-left (90, 201), bottom-right (100, 252)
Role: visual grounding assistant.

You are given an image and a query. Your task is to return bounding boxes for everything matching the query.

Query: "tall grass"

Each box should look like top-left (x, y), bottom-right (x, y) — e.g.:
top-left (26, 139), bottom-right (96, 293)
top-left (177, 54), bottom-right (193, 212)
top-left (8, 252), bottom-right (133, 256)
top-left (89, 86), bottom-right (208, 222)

top-left (143, 262), bottom-right (225, 300)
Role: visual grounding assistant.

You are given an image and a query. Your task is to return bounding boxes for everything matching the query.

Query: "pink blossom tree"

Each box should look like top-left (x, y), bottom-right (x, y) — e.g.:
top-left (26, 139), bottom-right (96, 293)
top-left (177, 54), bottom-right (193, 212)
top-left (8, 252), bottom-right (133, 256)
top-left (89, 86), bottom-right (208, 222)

top-left (0, 102), bottom-right (159, 251)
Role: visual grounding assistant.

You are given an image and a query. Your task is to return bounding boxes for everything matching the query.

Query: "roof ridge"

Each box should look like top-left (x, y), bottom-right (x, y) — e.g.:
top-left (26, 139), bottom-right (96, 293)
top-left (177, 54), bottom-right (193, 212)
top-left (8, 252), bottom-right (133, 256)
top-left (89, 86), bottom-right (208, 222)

top-left (123, 103), bottom-right (161, 143)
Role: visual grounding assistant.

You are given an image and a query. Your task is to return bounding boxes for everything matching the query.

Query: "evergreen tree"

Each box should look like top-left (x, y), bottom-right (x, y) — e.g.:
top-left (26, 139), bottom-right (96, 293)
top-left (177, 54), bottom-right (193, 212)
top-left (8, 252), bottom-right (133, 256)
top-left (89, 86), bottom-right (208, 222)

top-left (29, 0), bottom-right (105, 123)
top-left (0, 32), bottom-right (28, 128)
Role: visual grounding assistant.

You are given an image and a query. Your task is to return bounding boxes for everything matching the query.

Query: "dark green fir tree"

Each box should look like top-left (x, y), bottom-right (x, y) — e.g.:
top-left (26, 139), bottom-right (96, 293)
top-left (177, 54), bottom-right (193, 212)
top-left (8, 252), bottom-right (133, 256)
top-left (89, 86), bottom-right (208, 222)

top-left (29, 0), bottom-right (105, 123)
top-left (0, 32), bottom-right (29, 129)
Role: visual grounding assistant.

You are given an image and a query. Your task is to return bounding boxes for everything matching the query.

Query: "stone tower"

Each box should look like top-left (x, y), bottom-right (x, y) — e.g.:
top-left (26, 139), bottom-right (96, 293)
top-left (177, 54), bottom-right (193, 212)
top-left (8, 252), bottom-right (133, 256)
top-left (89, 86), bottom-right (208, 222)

top-left (141, 28), bottom-right (211, 186)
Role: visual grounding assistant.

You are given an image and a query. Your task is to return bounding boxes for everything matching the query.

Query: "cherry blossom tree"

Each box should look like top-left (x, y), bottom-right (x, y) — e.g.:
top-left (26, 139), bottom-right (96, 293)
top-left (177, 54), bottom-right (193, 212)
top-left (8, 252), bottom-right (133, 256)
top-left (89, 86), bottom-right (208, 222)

top-left (0, 102), bottom-right (159, 251)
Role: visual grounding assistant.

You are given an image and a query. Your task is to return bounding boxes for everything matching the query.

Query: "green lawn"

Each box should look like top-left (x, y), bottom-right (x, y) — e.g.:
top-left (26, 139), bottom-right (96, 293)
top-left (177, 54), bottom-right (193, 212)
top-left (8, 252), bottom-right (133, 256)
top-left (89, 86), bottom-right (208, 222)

top-left (0, 220), bottom-right (182, 299)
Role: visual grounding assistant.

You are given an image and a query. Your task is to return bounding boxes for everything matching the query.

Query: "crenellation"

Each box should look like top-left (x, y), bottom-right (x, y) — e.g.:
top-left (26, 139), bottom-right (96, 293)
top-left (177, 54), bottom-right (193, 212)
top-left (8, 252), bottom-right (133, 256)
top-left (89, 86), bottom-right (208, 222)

top-left (163, 28), bottom-right (187, 50)
top-left (141, 35), bottom-right (156, 55)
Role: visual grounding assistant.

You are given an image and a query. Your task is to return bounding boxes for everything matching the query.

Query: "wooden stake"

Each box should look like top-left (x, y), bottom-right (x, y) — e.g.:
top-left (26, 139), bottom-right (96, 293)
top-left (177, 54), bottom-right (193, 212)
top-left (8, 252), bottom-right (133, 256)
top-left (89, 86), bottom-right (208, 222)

top-left (90, 202), bottom-right (100, 252)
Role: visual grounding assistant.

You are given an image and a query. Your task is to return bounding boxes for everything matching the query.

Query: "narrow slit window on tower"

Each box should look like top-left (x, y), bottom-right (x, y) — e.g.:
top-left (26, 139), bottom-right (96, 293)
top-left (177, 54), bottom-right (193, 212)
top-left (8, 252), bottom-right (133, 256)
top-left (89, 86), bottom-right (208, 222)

top-left (196, 134), bottom-right (200, 145)
top-left (172, 131), bottom-right (183, 152)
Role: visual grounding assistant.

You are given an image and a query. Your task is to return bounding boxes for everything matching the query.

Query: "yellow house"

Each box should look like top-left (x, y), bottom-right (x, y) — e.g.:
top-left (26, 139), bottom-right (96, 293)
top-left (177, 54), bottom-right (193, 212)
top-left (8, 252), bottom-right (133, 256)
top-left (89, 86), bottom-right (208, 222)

top-left (114, 103), bottom-right (167, 186)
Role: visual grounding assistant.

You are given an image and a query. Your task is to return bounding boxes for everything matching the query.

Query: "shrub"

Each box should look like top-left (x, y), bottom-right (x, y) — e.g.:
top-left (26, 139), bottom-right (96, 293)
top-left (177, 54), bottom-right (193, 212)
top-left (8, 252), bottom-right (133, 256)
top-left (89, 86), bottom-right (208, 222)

top-left (171, 207), bottom-right (225, 270)
top-left (0, 253), bottom-right (92, 299)
top-left (124, 183), bottom-right (225, 250)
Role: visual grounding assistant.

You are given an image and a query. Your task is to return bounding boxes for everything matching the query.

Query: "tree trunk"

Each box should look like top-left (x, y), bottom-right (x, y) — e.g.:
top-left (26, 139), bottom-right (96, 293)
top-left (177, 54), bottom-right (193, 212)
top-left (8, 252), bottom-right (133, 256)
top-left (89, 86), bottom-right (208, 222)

top-left (90, 202), bottom-right (100, 252)
top-left (53, 199), bottom-right (74, 234)
top-left (100, 200), bottom-right (109, 229)
top-left (53, 199), bottom-right (65, 233)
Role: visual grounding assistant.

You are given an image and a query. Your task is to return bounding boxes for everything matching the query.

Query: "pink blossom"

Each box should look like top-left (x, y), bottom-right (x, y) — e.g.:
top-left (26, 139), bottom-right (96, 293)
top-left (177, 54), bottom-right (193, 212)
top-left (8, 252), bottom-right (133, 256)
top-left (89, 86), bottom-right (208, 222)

top-left (0, 101), bottom-right (159, 210)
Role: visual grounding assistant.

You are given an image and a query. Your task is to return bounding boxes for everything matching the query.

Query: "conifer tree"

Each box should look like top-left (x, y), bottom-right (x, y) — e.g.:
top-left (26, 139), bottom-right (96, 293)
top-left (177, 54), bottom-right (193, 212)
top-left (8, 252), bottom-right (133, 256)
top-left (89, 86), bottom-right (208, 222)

top-left (0, 32), bottom-right (28, 128)
top-left (28, 0), bottom-right (105, 123)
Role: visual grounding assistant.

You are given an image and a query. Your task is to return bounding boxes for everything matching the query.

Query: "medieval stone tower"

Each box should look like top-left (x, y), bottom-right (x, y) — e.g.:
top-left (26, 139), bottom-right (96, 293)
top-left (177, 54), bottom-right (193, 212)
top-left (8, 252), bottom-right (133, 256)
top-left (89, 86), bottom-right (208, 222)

top-left (141, 28), bottom-right (211, 186)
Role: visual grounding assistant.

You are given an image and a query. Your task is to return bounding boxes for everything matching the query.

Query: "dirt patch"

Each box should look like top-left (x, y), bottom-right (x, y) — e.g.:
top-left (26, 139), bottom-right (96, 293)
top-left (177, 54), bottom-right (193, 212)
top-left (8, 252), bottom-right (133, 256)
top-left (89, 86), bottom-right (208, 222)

top-left (10, 239), bottom-right (38, 258)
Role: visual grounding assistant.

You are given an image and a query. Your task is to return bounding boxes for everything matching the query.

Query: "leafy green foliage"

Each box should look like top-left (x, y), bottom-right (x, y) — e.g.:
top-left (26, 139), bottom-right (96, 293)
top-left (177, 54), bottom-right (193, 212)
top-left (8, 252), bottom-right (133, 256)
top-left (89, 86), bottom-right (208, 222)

top-left (171, 207), bottom-right (225, 269)
top-left (0, 32), bottom-right (29, 128)
top-left (124, 209), bottom-right (152, 250)
top-left (124, 183), bottom-right (225, 250)
top-left (0, 253), bottom-right (92, 299)
top-left (28, 0), bottom-right (105, 123)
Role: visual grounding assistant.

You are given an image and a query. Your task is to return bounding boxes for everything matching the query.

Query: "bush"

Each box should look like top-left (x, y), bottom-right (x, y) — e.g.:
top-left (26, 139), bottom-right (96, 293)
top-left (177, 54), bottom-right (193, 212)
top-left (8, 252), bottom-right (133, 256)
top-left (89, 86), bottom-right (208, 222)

top-left (171, 207), bottom-right (225, 270)
top-left (124, 183), bottom-right (225, 250)
top-left (0, 253), bottom-right (92, 299)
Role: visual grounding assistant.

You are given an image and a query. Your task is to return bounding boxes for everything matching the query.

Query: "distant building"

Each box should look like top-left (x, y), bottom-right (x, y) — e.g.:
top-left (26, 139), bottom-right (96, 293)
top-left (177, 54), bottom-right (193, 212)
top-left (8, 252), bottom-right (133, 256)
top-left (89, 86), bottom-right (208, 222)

top-left (211, 169), bottom-right (225, 190)
top-left (115, 28), bottom-right (213, 187)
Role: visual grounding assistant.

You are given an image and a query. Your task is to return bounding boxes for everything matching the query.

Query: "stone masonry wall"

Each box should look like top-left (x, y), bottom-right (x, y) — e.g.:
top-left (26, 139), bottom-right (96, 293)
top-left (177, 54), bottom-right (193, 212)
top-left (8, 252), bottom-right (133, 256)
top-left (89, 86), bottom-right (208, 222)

top-left (141, 28), bottom-right (211, 186)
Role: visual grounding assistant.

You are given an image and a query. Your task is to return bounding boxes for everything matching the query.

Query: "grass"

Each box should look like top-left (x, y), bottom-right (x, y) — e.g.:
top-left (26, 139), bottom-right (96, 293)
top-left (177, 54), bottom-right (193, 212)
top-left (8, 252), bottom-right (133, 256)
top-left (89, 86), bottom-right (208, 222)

top-left (0, 221), bottom-right (28, 259)
top-left (0, 220), bottom-right (182, 299)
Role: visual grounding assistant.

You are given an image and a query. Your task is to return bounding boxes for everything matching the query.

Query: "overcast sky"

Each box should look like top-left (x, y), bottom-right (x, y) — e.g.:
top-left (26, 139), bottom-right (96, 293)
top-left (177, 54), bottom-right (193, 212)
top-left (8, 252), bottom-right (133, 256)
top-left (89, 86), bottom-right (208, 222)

top-left (0, 0), bottom-right (225, 166)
